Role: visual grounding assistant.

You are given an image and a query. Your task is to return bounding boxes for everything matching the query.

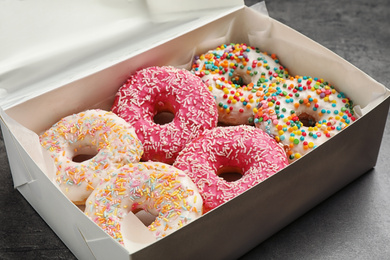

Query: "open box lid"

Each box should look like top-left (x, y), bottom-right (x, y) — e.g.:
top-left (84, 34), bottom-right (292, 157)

top-left (0, 0), bottom-right (244, 110)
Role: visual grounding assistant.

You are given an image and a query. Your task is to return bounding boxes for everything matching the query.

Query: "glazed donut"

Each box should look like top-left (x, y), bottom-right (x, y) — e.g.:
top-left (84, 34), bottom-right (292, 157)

top-left (173, 125), bottom-right (288, 212)
top-left (112, 66), bottom-right (218, 164)
top-left (253, 76), bottom-right (356, 162)
top-left (39, 109), bottom-right (143, 204)
top-left (191, 43), bottom-right (289, 125)
top-left (84, 162), bottom-right (203, 244)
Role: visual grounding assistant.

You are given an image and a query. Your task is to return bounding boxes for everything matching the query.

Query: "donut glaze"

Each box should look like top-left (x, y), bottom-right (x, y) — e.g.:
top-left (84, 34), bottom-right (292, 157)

top-left (254, 76), bottom-right (356, 162)
top-left (173, 125), bottom-right (288, 212)
top-left (191, 43), bottom-right (289, 125)
top-left (39, 109), bottom-right (143, 204)
top-left (112, 66), bottom-right (218, 164)
top-left (85, 162), bottom-right (203, 244)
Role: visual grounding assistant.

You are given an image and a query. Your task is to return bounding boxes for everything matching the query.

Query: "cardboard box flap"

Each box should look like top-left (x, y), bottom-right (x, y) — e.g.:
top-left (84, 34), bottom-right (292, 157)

top-left (77, 210), bottom-right (157, 257)
top-left (0, 0), bottom-right (244, 110)
top-left (0, 108), bottom-right (57, 187)
top-left (77, 223), bottom-right (130, 260)
top-left (0, 118), bottom-right (34, 187)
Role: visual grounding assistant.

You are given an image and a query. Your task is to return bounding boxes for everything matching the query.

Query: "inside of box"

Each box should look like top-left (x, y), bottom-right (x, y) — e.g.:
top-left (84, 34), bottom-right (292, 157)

top-left (2, 6), bottom-right (389, 253)
top-left (5, 7), bottom-right (388, 135)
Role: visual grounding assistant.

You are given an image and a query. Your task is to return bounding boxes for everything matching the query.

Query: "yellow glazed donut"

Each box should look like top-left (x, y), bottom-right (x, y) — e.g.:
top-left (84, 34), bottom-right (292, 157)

top-left (39, 109), bottom-right (143, 204)
top-left (84, 162), bottom-right (203, 245)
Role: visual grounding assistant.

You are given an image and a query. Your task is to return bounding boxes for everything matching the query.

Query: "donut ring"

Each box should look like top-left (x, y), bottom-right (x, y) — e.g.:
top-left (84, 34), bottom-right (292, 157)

top-left (191, 43), bottom-right (289, 125)
top-left (39, 109), bottom-right (143, 204)
top-left (173, 125), bottom-right (289, 212)
top-left (84, 162), bottom-right (203, 244)
top-left (254, 76), bottom-right (356, 162)
top-left (112, 66), bottom-right (218, 164)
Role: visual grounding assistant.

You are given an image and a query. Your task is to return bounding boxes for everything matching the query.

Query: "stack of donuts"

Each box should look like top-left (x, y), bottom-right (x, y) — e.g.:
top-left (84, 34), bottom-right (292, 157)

top-left (39, 43), bottom-right (356, 247)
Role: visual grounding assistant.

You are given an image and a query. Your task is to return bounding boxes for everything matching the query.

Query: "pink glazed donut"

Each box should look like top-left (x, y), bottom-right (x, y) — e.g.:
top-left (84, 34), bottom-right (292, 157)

top-left (173, 125), bottom-right (289, 212)
top-left (112, 66), bottom-right (218, 164)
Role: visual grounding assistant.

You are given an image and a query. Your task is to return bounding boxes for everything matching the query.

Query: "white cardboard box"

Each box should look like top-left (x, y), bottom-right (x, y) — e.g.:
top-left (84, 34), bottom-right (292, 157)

top-left (1, 1), bottom-right (389, 259)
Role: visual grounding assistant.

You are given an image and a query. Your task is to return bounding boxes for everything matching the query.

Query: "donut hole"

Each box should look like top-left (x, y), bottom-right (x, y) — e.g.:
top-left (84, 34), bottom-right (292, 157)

top-left (298, 112), bottom-right (317, 127)
top-left (72, 146), bottom-right (98, 163)
top-left (134, 209), bottom-right (157, 227)
top-left (153, 111), bottom-right (175, 125)
top-left (153, 100), bottom-right (176, 125)
top-left (230, 73), bottom-right (251, 87)
top-left (217, 165), bottom-right (243, 182)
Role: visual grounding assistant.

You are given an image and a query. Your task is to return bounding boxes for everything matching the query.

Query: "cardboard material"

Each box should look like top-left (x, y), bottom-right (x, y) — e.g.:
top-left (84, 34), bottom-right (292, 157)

top-left (0, 0), bottom-right (243, 110)
top-left (1, 2), bottom-right (389, 259)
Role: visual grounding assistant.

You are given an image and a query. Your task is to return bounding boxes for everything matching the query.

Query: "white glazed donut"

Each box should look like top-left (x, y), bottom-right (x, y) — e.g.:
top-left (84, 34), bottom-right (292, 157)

top-left (254, 76), bottom-right (356, 162)
top-left (191, 43), bottom-right (289, 125)
top-left (84, 162), bottom-right (203, 244)
top-left (39, 109), bottom-right (143, 204)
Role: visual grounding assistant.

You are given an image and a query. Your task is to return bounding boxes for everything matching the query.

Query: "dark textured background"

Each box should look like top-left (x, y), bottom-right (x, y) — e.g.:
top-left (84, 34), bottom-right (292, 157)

top-left (1, 0), bottom-right (389, 259)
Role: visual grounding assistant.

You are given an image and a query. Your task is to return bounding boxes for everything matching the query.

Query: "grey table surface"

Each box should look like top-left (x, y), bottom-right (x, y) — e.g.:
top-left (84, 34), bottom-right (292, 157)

top-left (1, 0), bottom-right (389, 259)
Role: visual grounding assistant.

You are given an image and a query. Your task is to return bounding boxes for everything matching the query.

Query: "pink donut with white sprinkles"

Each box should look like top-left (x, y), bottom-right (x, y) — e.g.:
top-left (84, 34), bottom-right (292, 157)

top-left (173, 125), bottom-right (289, 212)
top-left (112, 66), bottom-right (218, 164)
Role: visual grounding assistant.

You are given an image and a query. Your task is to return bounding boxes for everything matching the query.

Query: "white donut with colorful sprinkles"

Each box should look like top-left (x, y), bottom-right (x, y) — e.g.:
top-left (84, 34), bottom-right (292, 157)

top-left (191, 43), bottom-right (289, 125)
top-left (39, 109), bottom-right (143, 205)
top-left (253, 76), bottom-right (356, 162)
top-left (84, 162), bottom-right (203, 244)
